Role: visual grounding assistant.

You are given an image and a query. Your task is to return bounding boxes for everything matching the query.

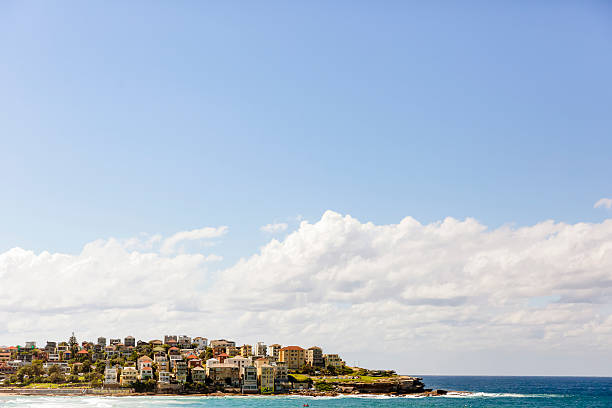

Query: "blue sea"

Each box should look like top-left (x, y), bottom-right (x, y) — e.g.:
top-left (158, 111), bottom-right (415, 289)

top-left (1, 376), bottom-right (611, 407)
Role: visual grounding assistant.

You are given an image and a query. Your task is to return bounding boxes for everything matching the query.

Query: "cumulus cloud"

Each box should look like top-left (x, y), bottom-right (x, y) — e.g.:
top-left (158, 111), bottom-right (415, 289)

top-left (160, 226), bottom-right (228, 254)
top-left (1, 212), bottom-right (612, 375)
top-left (594, 198), bottom-right (612, 209)
top-left (260, 222), bottom-right (289, 233)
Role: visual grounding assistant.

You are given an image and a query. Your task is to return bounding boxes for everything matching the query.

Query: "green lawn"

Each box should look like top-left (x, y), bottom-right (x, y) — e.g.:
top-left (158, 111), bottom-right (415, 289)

top-left (292, 374), bottom-right (396, 384)
top-left (23, 383), bottom-right (91, 389)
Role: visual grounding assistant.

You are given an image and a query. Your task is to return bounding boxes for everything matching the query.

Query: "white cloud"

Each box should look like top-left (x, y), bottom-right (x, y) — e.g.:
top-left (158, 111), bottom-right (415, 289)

top-left (1, 212), bottom-right (612, 375)
top-left (260, 222), bottom-right (288, 233)
top-left (160, 226), bottom-right (228, 254)
top-left (594, 198), bottom-right (612, 209)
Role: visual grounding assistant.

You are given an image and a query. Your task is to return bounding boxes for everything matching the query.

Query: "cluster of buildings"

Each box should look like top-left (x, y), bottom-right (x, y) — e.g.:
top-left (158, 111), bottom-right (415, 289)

top-left (0, 334), bottom-right (346, 393)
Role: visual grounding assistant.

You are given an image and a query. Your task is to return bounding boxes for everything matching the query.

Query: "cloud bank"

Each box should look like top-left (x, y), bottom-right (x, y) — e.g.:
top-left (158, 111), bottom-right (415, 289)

top-left (1, 212), bottom-right (612, 374)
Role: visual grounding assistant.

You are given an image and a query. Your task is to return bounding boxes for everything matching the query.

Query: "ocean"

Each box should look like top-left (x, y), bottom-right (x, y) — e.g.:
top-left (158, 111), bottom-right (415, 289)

top-left (1, 376), bottom-right (611, 407)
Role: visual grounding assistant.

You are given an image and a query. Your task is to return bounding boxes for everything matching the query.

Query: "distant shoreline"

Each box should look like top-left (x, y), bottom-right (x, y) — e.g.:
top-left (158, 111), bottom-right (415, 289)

top-left (0, 388), bottom-right (464, 398)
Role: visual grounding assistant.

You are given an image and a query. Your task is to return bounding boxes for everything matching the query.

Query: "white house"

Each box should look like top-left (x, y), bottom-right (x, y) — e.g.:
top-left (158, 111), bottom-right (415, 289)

top-left (104, 366), bottom-right (118, 385)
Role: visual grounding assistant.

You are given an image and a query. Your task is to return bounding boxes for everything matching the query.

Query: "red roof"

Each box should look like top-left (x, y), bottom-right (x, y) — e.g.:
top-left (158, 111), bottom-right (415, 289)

top-left (168, 347), bottom-right (179, 351)
top-left (186, 355), bottom-right (198, 359)
top-left (217, 353), bottom-right (229, 357)
top-left (77, 350), bottom-right (89, 354)
top-left (280, 346), bottom-right (304, 351)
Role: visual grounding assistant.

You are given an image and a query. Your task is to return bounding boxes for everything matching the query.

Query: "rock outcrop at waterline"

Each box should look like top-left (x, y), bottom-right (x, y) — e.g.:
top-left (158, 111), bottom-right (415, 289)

top-left (333, 376), bottom-right (425, 394)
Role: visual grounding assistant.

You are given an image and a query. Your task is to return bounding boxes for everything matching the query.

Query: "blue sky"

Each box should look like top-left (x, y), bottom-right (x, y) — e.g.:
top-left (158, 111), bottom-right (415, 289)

top-left (2, 0), bottom-right (611, 261)
top-left (2, 1), bottom-right (612, 374)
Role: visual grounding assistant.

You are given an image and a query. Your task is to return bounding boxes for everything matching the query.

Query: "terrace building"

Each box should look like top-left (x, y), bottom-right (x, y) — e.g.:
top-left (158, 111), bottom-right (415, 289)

top-left (104, 366), bottom-right (118, 385)
top-left (307, 346), bottom-right (324, 367)
top-left (268, 344), bottom-right (281, 360)
top-left (164, 335), bottom-right (178, 345)
top-left (257, 364), bottom-right (275, 392)
top-left (174, 360), bottom-right (188, 383)
top-left (323, 354), bottom-right (345, 368)
top-left (278, 346), bottom-right (306, 370)
top-left (191, 366), bottom-right (206, 383)
top-left (193, 337), bottom-right (208, 349)
top-left (242, 365), bottom-right (258, 393)
top-left (120, 366), bottom-right (138, 385)
top-left (158, 371), bottom-right (171, 383)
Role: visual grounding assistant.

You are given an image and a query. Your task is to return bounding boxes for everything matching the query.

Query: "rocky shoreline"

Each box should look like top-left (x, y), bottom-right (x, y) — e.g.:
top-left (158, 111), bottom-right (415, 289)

top-left (0, 377), bottom-right (465, 398)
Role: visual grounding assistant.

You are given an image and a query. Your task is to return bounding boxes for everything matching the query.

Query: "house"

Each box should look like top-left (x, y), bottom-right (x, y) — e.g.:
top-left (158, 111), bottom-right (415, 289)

top-left (206, 364), bottom-right (240, 387)
top-left (0, 362), bottom-right (15, 376)
top-left (169, 354), bottom-right (182, 369)
top-left (226, 356), bottom-right (250, 372)
top-left (120, 366), bottom-right (138, 385)
top-left (154, 354), bottom-right (169, 372)
top-left (168, 346), bottom-right (180, 356)
top-left (323, 354), bottom-right (345, 368)
top-left (307, 346), bottom-right (324, 367)
top-left (7, 360), bottom-right (25, 369)
top-left (173, 360), bottom-right (188, 383)
top-left (77, 349), bottom-right (90, 359)
top-left (209, 339), bottom-right (235, 349)
top-left (137, 355), bottom-right (153, 371)
top-left (268, 344), bottom-right (281, 360)
top-left (43, 361), bottom-right (70, 374)
top-left (278, 346), bottom-right (306, 370)
top-left (62, 350), bottom-right (72, 360)
top-left (44, 342), bottom-right (57, 353)
top-left (149, 339), bottom-right (163, 346)
top-left (109, 339), bottom-right (121, 346)
top-left (274, 362), bottom-right (289, 385)
top-left (186, 355), bottom-right (202, 368)
top-left (191, 366), bottom-right (206, 383)
top-left (124, 336), bottom-right (136, 347)
top-left (254, 356), bottom-right (275, 368)
top-left (104, 366), bottom-right (118, 385)
top-left (0, 348), bottom-right (10, 363)
top-left (25, 341), bottom-right (36, 349)
top-left (255, 342), bottom-right (267, 357)
top-left (97, 337), bottom-right (106, 347)
top-left (226, 346), bottom-right (239, 357)
top-left (48, 353), bottom-right (60, 361)
top-left (177, 335), bottom-right (191, 347)
top-left (163, 335), bottom-right (178, 345)
top-left (217, 352), bottom-right (229, 363)
top-left (241, 365), bottom-right (258, 393)
top-left (239, 344), bottom-right (252, 357)
top-left (193, 337), bottom-right (208, 349)
top-left (257, 364), bottom-right (275, 392)
top-left (158, 371), bottom-right (171, 383)
top-left (212, 346), bottom-right (226, 358)
top-left (140, 366), bottom-right (153, 380)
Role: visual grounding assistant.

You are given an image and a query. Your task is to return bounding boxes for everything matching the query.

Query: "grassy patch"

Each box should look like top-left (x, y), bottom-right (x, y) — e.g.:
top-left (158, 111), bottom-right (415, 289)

top-left (23, 383), bottom-right (91, 389)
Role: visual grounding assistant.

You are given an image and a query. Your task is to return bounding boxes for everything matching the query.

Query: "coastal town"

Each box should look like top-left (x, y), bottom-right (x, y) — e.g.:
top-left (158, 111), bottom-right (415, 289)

top-left (0, 334), bottom-right (426, 395)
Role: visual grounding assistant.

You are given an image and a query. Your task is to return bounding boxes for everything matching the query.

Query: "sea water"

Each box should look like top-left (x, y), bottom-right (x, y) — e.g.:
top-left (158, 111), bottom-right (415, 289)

top-left (1, 376), bottom-right (611, 407)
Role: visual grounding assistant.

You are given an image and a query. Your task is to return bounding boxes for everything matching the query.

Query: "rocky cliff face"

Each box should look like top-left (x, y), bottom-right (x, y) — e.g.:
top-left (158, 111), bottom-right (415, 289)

top-left (336, 376), bottom-right (425, 394)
